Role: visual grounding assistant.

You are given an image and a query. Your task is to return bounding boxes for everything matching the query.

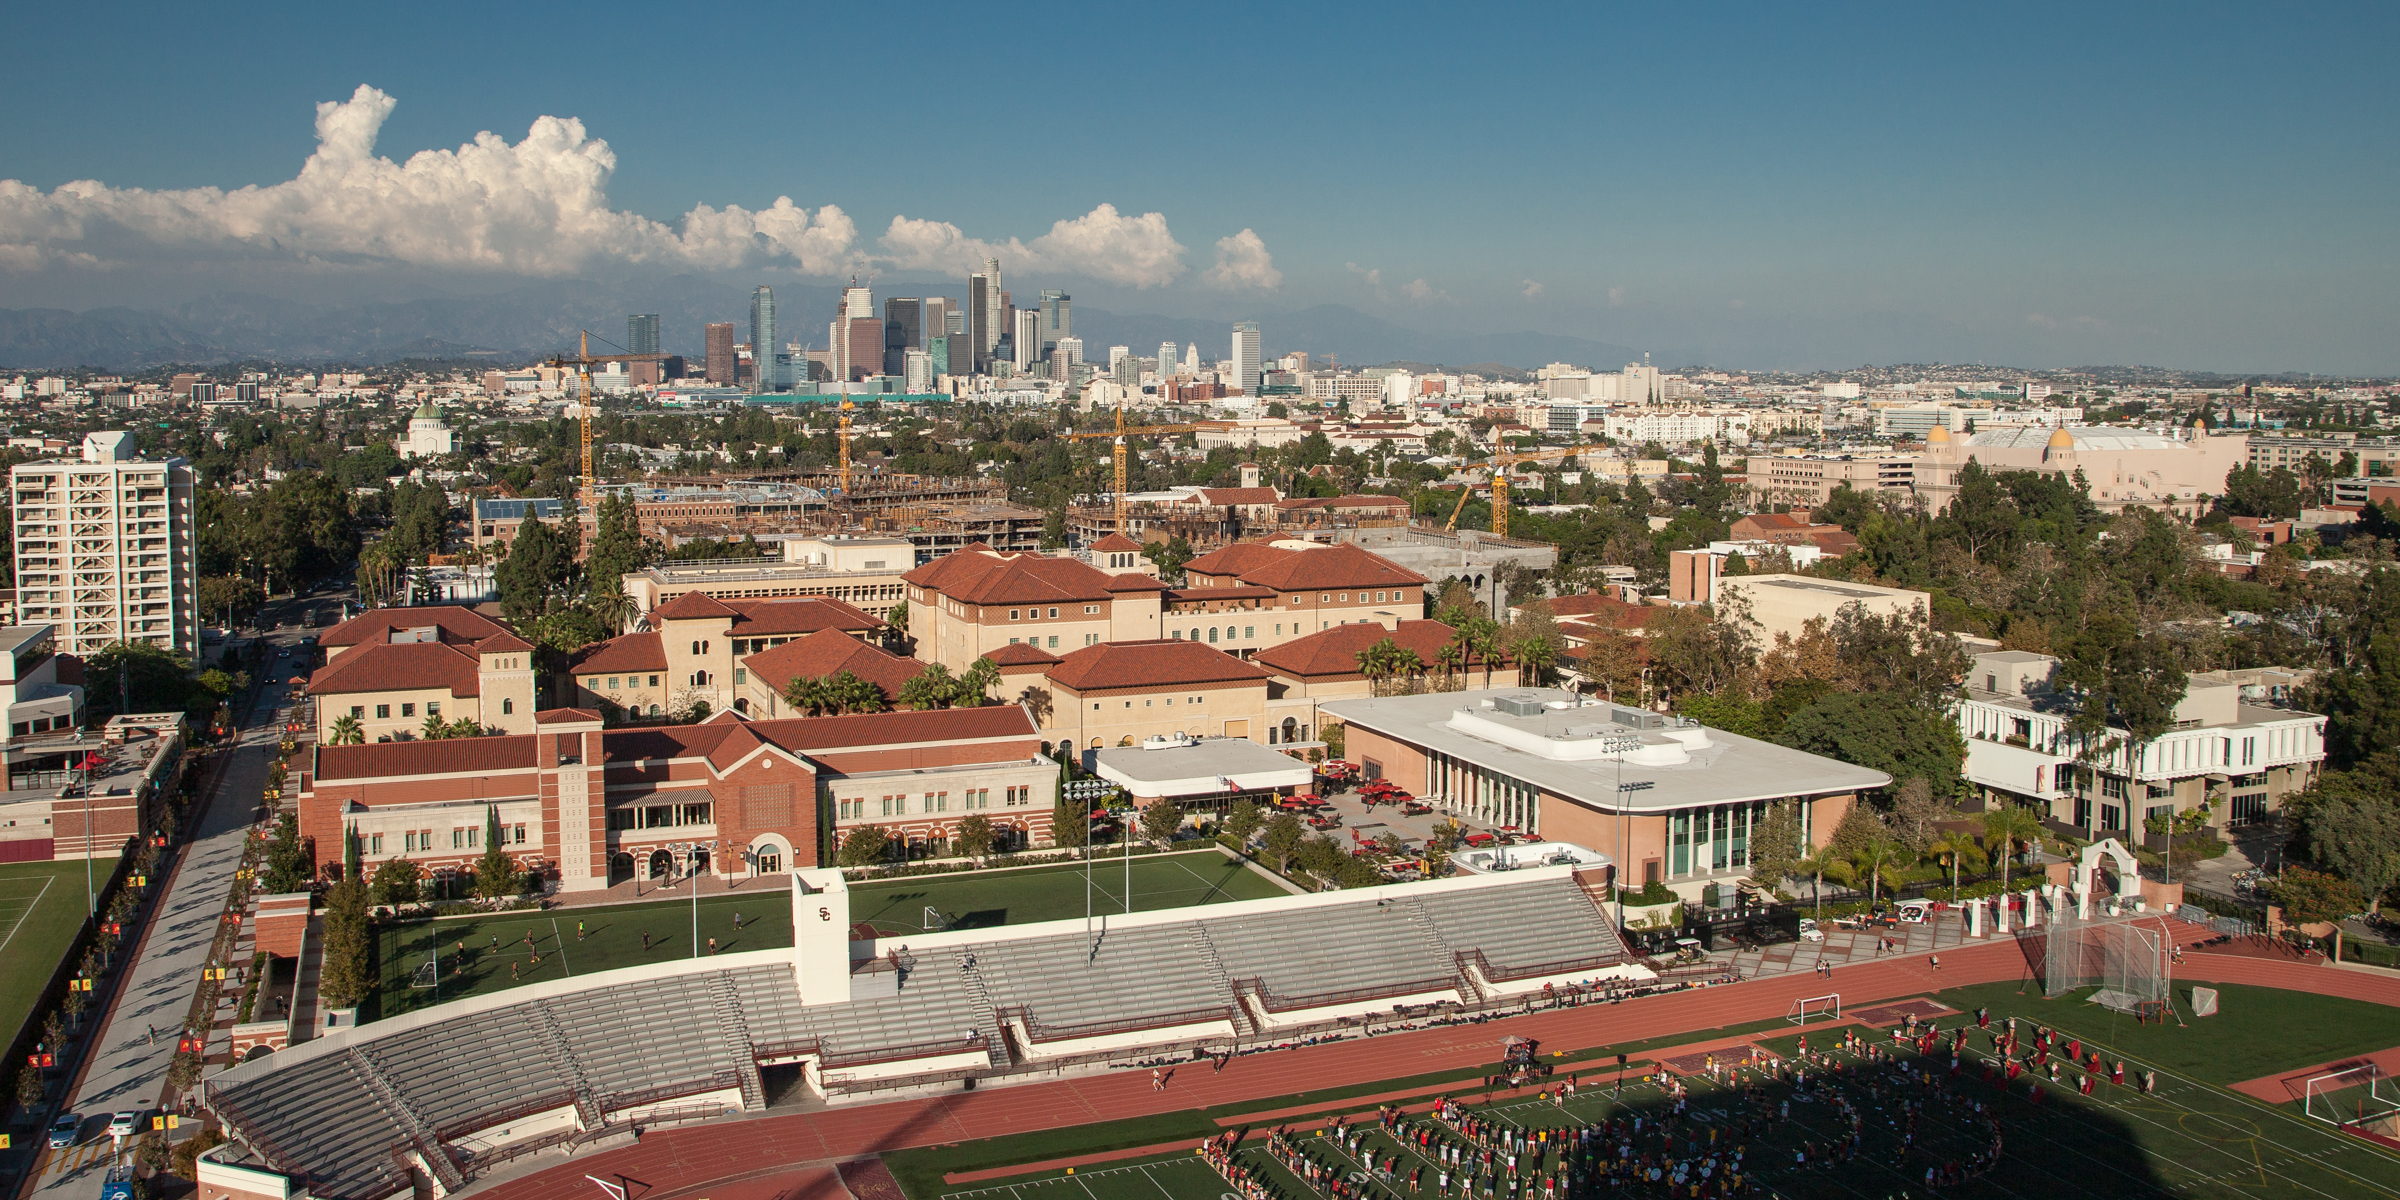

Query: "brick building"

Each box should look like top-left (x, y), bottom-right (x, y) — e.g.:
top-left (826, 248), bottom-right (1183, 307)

top-left (293, 705), bottom-right (1054, 890)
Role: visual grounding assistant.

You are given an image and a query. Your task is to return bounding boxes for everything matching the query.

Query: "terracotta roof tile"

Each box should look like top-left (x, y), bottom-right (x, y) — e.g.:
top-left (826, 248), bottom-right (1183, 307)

top-left (535, 708), bottom-right (602, 724)
top-left (320, 605), bottom-right (508, 649)
top-left (1182, 542), bottom-right (1290, 577)
top-left (905, 549), bottom-right (1117, 605)
top-left (1253, 619), bottom-right (1490, 679)
top-left (982, 642), bottom-right (1061, 665)
top-left (567, 631), bottom-right (667, 675)
top-left (306, 641), bottom-right (482, 698)
top-left (653, 591), bottom-right (739, 621)
top-left (1044, 639), bottom-right (1270, 692)
top-left (1186, 541), bottom-right (1430, 591)
top-left (740, 629), bottom-right (921, 699)
top-left (314, 735), bottom-right (538, 781)
top-left (726, 597), bottom-right (883, 636)
top-left (1090, 533), bottom-right (1143, 551)
top-left (1195, 487), bottom-right (1279, 505)
top-left (474, 631), bottom-right (536, 653)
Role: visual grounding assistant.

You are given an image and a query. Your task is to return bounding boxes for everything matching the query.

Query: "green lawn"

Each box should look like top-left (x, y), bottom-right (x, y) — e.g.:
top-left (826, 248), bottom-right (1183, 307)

top-left (893, 979), bottom-right (2400, 1200)
top-left (0, 856), bottom-right (112, 1052)
top-left (846, 850), bottom-right (1288, 935)
top-left (376, 890), bottom-right (793, 1018)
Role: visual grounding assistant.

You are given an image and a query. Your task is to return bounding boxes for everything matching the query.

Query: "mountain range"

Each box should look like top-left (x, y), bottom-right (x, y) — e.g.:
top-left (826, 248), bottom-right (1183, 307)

top-left (0, 277), bottom-right (1655, 374)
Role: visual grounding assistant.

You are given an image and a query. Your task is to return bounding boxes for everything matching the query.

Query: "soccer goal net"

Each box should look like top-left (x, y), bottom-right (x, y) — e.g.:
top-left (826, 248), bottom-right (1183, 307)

top-left (1787, 994), bottom-right (1840, 1024)
top-left (2037, 912), bottom-right (2168, 1008)
top-left (2304, 1065), bottom-right (2400, 1135)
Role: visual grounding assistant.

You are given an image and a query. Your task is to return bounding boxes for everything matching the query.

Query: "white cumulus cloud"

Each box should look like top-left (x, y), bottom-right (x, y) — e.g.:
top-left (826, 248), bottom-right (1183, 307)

top-left (1520, 279), bottom-right (1544, 298)
top-left (1402, 278), bottom-right (1451, 303)
top-left (878, 203), bottom-right (1186, 287)
top-left (0, 86), bottom-right (1204, 288)
top-left (1203, 229), bottom-right (1280, 289)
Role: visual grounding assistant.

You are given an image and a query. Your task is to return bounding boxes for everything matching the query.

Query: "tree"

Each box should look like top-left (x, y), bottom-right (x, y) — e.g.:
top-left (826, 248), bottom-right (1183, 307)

top-left (1886, 777), bottom-right (1951, 853)
top-left (1140, 798), bottom-right (1184, 844)
top-left (527, 608), bottom-right (609, 655)
top-left (263, 809), bottom-right (311, 893)
top-left (371, 857), bottom-right (423, 907)
top-left (420, 712), bottom-right (450, 742)
top-left (1052, 797), bottom-right (1089, 848)
top-left (1929, 828), bottom-right (1987, 898)
top-left (953, 813), bottom-right (996, 860)
top-left (472, 805), bottom-right (518, 899)
top-left (1502, 602), bottom-right (1565, 686)
top-left (2306, 788), bottom-right (2400, 915)
top-left (318, 869), bottom-right (370, 1008)
top-left (1356, 637), bottom-right (1425, 697)
top-left (1643, 606), bottom-right (1751, 702)
top-left (1980, 805), bottom-right (2042, 893)
top-left (88, 640), bottom-right (201, 720)
top-left (1746, 801), bottom-right (1805, 887)
top-left (1223, 798), bottom-right (1264, 843)
top-left (899, 663), bottom-right (959, 710)
top-left (837, 825), bottom-right (892, 867)
top-left (496, 517), bottom-right (572, 622)
top-left (1780, 692), bottom-right (1967, 801)
top-left (885, 600), bottom-right (910, 650)
top-left (1143, 535), bottom-right (1196, 583)
top-left (2273, 867), bottom-right (2364, 927)
top-left (328, 713), bottom-right (364, 745)
top-left (1848, 836), bottom-right (1911, 908)
top-left (1262, 811), bottom-right (1306, 873)
top-left (956, 656), bottom-right (1000, 706)
top-left (585, 492), bottom-right (651, 591)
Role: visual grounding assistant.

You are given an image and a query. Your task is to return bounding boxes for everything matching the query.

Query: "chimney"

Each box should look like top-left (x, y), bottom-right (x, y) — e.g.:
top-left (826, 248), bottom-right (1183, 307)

top-left (1373, 610), bottom-right (1399, 631)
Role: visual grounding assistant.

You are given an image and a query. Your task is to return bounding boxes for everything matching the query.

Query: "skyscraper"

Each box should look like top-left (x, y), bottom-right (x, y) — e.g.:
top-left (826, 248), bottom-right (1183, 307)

top-left (1051, 337), bottom-right (1083, 382)
top-left (12, 431), bottom-right (199, 656)
top-left (705, 322), bottom-right (737, 384)
top-left (749, 287), bottom-right (778, 393)
top-left (1184, 343), bottom-right (1200, 373)
top-left (1158, 341), bottom-right (1179, 378)
top-left (981, 258), bottom-right (1004, 360)
top-left (1013, 309), bottom-right (1039, 371)
top-left (1232, 322), bottom-right (1262, 395)
top-left (628, 314), bottom-right (660, 356)
top-left (924, 298), bottom-right (952, 345)
top-left (1039, 290), bottom-right (1073, 359)
top-left (885, 298), bottom-right (922, 376)
top-left (903, 349), bottom-right (934, 393)
top-left (966, 271), bottom-right (991, 374)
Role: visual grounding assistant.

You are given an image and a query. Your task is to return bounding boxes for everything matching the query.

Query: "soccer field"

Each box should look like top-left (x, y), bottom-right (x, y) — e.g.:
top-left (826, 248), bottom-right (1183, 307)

top-left (847, 850), bottom-right (1289, 935)
top-left (0, 857), bottom-right (114, 1054)
top-left (918, 979), bottom-right (2400, 1200)
top-left (377, 889), bottom-right (793, 1017)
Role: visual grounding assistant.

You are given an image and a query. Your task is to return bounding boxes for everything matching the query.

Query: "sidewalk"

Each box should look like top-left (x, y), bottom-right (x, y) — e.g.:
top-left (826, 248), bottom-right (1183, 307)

top-left (18, 653), bottom-right (294, 1200)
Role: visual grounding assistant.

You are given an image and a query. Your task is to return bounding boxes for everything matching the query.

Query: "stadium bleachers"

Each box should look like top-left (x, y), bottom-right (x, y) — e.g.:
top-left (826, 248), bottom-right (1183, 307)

top-left (203, 871), bottom-right (1628, 1200)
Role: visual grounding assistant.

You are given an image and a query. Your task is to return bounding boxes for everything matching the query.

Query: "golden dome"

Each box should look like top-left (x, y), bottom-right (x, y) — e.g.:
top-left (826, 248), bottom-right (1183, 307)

top-left (1926, 424), bottom-right (1950, 443)
top-left (2047, 427), bottom-right (2075, 449)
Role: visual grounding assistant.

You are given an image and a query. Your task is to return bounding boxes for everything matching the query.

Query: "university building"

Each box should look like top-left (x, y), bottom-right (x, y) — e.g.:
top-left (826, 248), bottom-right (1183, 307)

top-left (293, 706), bottom-right (1054, 890)
top-left (308, 607), bottom-right (538, 743)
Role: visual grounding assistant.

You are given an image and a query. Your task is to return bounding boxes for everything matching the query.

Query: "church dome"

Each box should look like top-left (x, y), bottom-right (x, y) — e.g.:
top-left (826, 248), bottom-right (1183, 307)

top-left (1926, 425), bottom-right (1950, 443)
top-left (414, 402), bottom-right (441, 421)
top-left (2047, 427), bottom-right (2075, 449)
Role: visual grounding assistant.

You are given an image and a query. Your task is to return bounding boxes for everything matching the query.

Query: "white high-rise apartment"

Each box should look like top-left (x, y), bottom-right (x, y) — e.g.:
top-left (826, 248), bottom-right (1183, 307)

top-left (1158, 341), bottom-right (1180, 377)
top-left (1014, 309), bottom-right (1039, 370)
top-left (13, 431), bottom-right (198, 656)
top-left (1231, 322), bottom-right (1262, 395)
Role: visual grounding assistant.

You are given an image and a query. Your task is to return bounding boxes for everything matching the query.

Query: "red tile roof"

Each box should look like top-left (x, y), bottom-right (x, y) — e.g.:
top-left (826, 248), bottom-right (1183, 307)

top-left (757, 706), bottom-right (1038, 751)
top-left (320, 606), bottom-right (509, 649)
top-left (474, 631), bottom-right (535, 653)
top-left (653, 591), bottom-right (738, 621)
top-left (726, 597), bottom-right (883, 636)
top-left (306, 641), bottom-right (482, 698)
top-left (568, 631), bottom-right (667, 675)
top-left (1254, 619), bottom-right (1493, 679)
top-left (1275, 495), bottom-right (1409, 512)
top-left (982, 642), bottom-right (1061, 666)
top-left (905, 549), bottom-right (1117, 605)
top-left (741, 629), bottom-right (922, 699)
top-left (314, 735), bottom-right (539, 781)
top-left (1185, 541), bottom-right (1430, 591)
top-left (1104, 574), bottom-right (1168, 592)
top-left (1044, 639), bottom-right (1270, 692)
top-left (1090, 533), bottom-right (1143, 552)
top-left (535, 708), bottom-right (602, 724)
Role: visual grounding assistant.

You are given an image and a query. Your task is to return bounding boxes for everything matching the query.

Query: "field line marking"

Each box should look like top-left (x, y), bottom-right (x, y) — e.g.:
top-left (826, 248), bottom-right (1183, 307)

top-left (1069, 1174), bottom-right (1102, 1200)
top-left (1169, 857), bottom-right (1240, 904)
top-left (552, 917), bottom-right (571, 977)
top-left (1137, 1162), bottom-right (1180, 1200)
top-left (0, 875), bottom-right (54, 958)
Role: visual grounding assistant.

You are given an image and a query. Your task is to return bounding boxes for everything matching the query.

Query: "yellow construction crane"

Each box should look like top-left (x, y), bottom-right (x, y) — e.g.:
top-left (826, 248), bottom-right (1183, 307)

top-left (837, 397), bottom-right (855, 497)
top-left (1064, 406), bottom-right (1202, 532)
top-left (546, 331), bottom-right (663, 507)
top-left (1446, 445), bottom-right (1587, 537)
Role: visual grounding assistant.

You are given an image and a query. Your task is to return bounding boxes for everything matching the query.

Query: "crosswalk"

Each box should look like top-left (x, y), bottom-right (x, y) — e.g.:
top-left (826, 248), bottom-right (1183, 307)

top-left (36, 1138), bottom-right (126, 1179)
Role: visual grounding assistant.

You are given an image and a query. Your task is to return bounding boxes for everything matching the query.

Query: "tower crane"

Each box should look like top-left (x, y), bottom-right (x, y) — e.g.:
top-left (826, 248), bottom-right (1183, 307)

top-left (1063, 404), bottom-right (1202, 532)
top-left (546, 331), bottom-right (664, 509)
top-left (1445, 445), bottom-right (1588, 537)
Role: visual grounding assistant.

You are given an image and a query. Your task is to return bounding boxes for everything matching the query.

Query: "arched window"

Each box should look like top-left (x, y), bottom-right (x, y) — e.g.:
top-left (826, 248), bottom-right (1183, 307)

top-left (691, 641), bottom-right (702, 655)
top-left (500, 698), bottom-right (513, 715)
top-left (733, 698), bottom-right (749, 714)
top-left (1208, 627), bottom-right (1219, 643)
top-left (648, 703), bottom-right (662, 716)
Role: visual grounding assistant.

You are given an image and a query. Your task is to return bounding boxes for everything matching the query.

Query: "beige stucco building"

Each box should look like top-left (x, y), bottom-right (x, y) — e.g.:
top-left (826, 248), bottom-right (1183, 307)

top-left (1915, 423), bottom-right (2247, 518)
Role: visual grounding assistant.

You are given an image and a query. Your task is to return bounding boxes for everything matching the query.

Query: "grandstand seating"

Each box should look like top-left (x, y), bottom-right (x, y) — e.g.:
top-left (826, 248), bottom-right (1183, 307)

top-left (202, 872), bottom-right (1629, 1200)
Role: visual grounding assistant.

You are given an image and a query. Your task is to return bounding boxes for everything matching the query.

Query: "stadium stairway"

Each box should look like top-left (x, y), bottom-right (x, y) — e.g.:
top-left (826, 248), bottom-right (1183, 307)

top-left (347, 1046), bottom-right (466, 1193)
top-left (530, 1006), bottom-right (605, 1127)
top-left (707, 975), bottom-right (767, 1109)
top-left (1185, 926), bottom-right (1258, 1034)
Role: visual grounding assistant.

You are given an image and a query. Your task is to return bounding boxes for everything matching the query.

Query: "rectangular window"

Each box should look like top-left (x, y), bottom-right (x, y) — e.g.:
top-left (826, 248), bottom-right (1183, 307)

top-left (401, 703), bottom-right (416, 718)
top-left (427, 701), bottom-right (441, 718)
top-left (1244, 626), bottom-right (1254, 639)
top-left (376, 704), bottom-right (390, 719)
top-left (513, 824), bottom-right (527, 844)
top-left (734, 668), bottom-right (746, 685)
top-left (1009, 637), bottom-right (1020, 645)
top-left (1048, 635), bottom-right (1059, 648)
top-left (404, 831), bottom-right (417, 852)
top-left (1048, 607), bottom-right (1059, 618)
top-left (452, 828), bottom-right (465, 849)
top-left (1010, 609), bottom-right (1020, 620)
top-left (370, 833), bottom-right (384, 854)
top-left (1671, 811), bottom-right (1691, 877)
top-left (1085, 604), bottom-right (1098, 614)
top-left (1085, 633), bottom-right (1098, 645)
top-left (649, 675), bottom-right (660, 687)
top-left (351, 706), bottom-right (364, 719)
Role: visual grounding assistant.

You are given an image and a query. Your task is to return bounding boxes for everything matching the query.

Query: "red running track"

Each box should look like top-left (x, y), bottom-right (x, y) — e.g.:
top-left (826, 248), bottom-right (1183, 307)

top-left (463, 930), bottom-right (2390, 1200)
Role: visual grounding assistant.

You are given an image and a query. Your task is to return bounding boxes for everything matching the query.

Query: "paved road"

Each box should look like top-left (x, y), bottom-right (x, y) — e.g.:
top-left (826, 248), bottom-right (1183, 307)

top-left (21, 626), bottom-right (305, 1200)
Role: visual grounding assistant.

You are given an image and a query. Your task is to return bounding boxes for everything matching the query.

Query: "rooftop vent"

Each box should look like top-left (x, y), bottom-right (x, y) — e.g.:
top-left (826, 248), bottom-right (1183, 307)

top-left (1612, 705), bottom-right (1663, 730)
top-left (1495, 695), bottom-right (1548, 718)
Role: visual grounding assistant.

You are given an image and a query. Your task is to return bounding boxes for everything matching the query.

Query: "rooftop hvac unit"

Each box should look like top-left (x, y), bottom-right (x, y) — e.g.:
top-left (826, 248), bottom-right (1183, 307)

top-left (1495, 695), bottom-right (1548, 718)
top-left (1613, 706), bottom-right (1663, 730)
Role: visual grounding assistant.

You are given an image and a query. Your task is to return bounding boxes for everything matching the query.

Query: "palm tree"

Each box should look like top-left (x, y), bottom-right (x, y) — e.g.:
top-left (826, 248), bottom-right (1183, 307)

top-left (587, 588), bottom-right (637, 635)
top-left (899, 663), bottom-right (958, 711)
top-left (420, 712), bottom-right (449, 741)
top-left (1928, 829), bottom-right (1987, 900)
top-left (1433, 642), bottom-right (1466, 691)
top-left (782, 675), bottom-right (826, 716)
top-left (1459, 615), bottom-right (1504, 687)
top-left (1355, 637), bottom-right (1424, 697)
top-left (821, 671), bottom-right (889, 715)
top-left (1981, 806), bottom-right (2042, 894)
top-left (1850, 836), bottom-right (1910, 909)
top-left (447, 717), bottom-right (484, 739)
top-left (328, 714), bottom-right (364, 746)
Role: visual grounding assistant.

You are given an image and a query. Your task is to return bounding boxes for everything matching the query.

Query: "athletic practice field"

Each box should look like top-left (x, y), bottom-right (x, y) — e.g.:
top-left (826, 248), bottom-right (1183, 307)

top-left (908, 979), bottom-right (2400, 1200)
top-left (0, 857), bottom-right (112, 1053)
top-left (377, 889), bottom-right (792, 1017)
top-left (846, 849), bottom-right (1288, 935)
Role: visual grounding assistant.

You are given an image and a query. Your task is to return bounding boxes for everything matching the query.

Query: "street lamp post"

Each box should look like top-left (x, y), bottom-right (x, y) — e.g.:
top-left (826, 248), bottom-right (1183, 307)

top-left (1599, 735), bottom-right (1643, 933)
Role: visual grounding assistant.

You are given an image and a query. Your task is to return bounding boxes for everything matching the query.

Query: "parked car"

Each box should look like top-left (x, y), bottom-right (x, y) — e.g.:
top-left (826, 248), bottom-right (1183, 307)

top-left (1797, 918), bottom-right (1825, 942)
top-left (1400, 802), bottom-right (1433, 816)
top-left (106, 1112), bottom-right (141, 1139)
top-left (47, 1114), bottom-right (79, 1148)
top-left (1896, 899), bottom-right (1933, 924)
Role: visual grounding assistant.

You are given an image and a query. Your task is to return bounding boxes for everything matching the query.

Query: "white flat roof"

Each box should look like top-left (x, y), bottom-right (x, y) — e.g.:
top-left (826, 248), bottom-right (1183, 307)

top-left (1321, 688), bottom-right (1890, 813)
top-left (1093, 738), bottom-right (1316, 799)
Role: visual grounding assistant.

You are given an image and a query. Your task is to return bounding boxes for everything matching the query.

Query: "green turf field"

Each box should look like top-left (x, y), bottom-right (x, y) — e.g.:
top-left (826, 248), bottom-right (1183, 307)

top-left (900, 979), bottom-right (2400, 1200)
top-left (376, 889), bottom-right (793, 1017)
top-left (0, 856), bottom-right (112, 1052)
top-left (847, 850), bottom-right (1289, 935)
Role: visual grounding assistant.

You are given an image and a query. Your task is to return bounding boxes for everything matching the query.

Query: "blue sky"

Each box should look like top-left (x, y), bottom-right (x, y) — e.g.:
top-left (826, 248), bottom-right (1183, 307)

top-left (1, 2), bottom-right (2394, 373)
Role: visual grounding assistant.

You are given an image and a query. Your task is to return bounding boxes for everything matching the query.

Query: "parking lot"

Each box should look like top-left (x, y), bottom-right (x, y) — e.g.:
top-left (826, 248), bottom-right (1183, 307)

top-left (1295, 764), bottom-right (1523, 852)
